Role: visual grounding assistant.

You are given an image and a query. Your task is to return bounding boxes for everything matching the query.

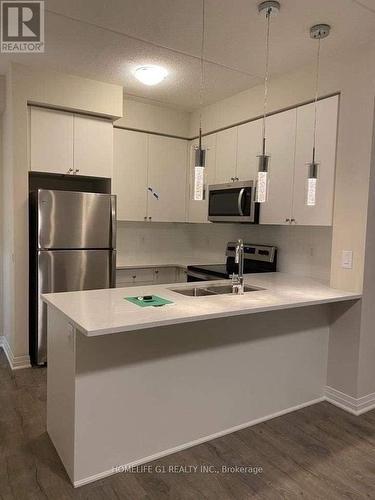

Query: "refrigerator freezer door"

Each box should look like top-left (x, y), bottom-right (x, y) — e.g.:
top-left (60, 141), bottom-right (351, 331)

top-left (33, 249), bottom-right (116, 365)
top-left (37, 190), bottom-right (116, 250)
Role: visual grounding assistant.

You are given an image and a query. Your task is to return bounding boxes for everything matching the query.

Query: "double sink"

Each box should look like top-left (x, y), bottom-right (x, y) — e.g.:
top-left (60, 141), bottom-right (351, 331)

top-left (171, 284), bottom-right (263, 297)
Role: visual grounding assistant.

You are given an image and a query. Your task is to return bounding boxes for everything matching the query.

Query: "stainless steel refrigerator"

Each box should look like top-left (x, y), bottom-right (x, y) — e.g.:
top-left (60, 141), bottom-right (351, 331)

top-left (29, 189), bottom-right (116, 365)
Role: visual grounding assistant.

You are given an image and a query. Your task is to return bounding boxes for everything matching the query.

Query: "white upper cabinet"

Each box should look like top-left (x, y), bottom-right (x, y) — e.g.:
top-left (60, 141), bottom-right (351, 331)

top-left (30, 107), bottom-right (74, 174)
top-left (292, 95), bottom-right (339, 226)
top-left (214, 128), bottom-right (238, 183)
top-left (113, 129), bottom-right (148, 221)
top-left (236, 119), bottom-right (263, 182)
top-left (187, 134), bottom-right (217, 223)
top-left (73, 115), bottom-right (113, 178)
top-left (259, 109), bottom-right (297, 225)
top-left (147, 135), bottom-right (188, 223)
top-left (30, 106), bottom-right (113, 178)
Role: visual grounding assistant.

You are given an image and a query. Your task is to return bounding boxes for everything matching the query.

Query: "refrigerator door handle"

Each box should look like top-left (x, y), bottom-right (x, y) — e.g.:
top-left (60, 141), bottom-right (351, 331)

top-left (111, 195), bottom-right (117, 250)
top-left (110, 250), bottom-right (117, 288)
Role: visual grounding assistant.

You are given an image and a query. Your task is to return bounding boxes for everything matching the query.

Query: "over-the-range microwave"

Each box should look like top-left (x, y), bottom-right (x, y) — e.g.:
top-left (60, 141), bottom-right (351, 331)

top-left (208, 180), bottom-right (259, 223)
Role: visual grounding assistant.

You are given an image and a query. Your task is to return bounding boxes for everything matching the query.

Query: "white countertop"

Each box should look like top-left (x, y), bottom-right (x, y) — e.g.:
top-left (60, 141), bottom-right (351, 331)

top-left (42, 273), bottom-right (361, 337)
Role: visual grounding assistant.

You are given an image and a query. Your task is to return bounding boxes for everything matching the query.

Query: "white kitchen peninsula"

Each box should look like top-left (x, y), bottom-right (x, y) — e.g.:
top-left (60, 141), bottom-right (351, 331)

top-left (43, 274), bottom-right (360, 487)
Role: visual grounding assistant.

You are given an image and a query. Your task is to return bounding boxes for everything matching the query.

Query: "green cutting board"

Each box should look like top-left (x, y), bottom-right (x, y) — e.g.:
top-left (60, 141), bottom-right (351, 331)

top-left (125, 295), bottom-right (174, 308)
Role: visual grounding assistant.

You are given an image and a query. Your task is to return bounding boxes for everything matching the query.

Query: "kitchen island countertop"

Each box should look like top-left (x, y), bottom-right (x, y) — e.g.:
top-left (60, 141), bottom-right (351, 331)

top-left (42, 273), bottom-right (361, 337)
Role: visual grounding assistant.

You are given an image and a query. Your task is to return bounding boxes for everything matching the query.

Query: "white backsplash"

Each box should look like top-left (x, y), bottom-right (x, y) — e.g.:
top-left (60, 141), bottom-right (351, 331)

top-left (117, 222), bottom-right (332, 283)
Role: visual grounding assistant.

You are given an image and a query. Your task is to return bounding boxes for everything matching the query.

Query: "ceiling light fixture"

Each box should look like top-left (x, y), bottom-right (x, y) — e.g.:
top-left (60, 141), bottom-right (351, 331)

top-left (255, 1), bottom-right (280, 204)
top-left (134, 65), bottom-right (168, 86)
top-left (306, 23), bottom-right (331, 207)
top-left (193, 0), bottom-right (207, 201)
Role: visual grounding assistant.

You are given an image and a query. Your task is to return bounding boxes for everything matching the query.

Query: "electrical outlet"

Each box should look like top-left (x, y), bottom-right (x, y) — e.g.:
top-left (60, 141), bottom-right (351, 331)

top-left (342, 250), bottom-right (353, 269)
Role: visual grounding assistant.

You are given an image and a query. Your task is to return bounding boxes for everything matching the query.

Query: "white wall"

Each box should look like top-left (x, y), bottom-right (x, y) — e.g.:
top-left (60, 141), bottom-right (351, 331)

top-left (116, 97), bottom-right (190, 137)
top-left (1, 63), bottom-right (123, 365)
top-left (117, 222), bottom-right (332, 283)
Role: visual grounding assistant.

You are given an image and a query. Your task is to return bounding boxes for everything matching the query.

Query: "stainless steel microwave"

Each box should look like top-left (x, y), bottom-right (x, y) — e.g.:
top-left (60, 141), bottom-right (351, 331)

top-left (208, 180), bottom-right (259, 223)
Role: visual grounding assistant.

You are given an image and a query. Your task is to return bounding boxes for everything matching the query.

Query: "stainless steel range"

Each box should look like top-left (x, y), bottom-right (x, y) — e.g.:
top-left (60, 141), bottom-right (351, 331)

top-left (187, 242), bottom-right (277, 282)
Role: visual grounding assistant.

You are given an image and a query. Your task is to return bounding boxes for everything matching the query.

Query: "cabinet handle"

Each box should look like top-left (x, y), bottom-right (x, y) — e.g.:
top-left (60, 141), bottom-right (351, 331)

top-left (291, 218), bottom-right (296, 224)
top-left (67, 168), bottom-right (73, 174)
top-left (149, 217), bottom-right (152, 221)
top-left (235, 177), bottom-right (239, 181)
top-left (144, 216), bottom-right (147, 220)
top-left (285, 218), bottom-right (290, 223)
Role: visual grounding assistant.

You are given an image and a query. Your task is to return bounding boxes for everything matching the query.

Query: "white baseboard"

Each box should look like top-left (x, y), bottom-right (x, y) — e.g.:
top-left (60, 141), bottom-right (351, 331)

top-left (0, 336), bottom-right (31, 370)
top-left (325, 386), bottom-right (375, 416)
top-left (73, 396), bottom-right (324, 487)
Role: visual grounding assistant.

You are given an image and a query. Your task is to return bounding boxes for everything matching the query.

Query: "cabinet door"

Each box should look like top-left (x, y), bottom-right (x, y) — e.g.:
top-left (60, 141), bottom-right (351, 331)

top-left (74, 115), bottom-right (113, 178)
top-left (154, 267), bottom-right (178, 284)
top-left (292, 95), bottom-right (338, 226)
top-left (30, 107), bottom-right (74, 174)
top-left (148, 135), bottom-right (188, 222)
top-left (236, 119), bottom-right (263, 182)
top-left (113, 129), bottom-right (148, 221)
top-left (214, 128), bottom-right (238, 183)
top-left (259, 109), bottom-right (297, 225)
top-left (187, 134), bottom-right (217, 223)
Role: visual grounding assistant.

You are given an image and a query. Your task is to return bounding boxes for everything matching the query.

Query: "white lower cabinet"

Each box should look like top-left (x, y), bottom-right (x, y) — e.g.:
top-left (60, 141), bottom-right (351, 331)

top-left (116, 266), bottom-right (187, 287)
top-left (113, 129), bottom-right (148, 221)
top-left (187, 134), bottom-right (217, 223)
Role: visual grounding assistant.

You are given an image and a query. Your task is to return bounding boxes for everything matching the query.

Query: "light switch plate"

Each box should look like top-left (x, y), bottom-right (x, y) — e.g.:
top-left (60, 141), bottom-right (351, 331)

top-left (342, 250), bottom-right (353, 269)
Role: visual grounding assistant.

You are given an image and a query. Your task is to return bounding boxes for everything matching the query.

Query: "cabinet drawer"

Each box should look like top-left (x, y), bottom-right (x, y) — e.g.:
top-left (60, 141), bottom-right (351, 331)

top-left (116, 268), bottom-right (155, 286)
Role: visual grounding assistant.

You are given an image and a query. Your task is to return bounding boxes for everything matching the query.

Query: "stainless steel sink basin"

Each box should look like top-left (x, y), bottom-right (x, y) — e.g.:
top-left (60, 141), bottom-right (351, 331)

top-left (171, 284), bottom-right (264, 297)
top-left (205, 284), bottom-right (263, 294)
top-left (171, 287), bottom-right (216, 297)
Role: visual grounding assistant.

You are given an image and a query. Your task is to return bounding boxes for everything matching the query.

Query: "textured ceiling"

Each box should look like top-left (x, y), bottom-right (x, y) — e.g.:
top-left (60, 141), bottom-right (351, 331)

top-left (0, 0), bottom-right (374, 110)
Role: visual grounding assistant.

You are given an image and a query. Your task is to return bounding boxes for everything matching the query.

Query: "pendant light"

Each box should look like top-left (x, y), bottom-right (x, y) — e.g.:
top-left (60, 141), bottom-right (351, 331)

top-left (306, 23), bottom-right (331, 207)
top-left (193, 0), bottom-right (207, 201)
top-left (256, 1), bottom-right (280, 203)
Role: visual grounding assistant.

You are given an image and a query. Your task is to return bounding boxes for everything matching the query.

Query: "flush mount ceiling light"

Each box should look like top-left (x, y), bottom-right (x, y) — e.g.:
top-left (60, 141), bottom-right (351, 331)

top-left (134, 65), bottom-right (168, 86)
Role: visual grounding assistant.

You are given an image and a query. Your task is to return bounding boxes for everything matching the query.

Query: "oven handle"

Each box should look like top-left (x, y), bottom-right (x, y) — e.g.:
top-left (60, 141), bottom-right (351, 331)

top-left (237, 188), bottom-right (245, 216)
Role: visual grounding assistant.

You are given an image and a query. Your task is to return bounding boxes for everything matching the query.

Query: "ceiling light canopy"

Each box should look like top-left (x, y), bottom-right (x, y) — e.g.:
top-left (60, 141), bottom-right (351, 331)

top-left (134, 65), bottom-right (168, 86)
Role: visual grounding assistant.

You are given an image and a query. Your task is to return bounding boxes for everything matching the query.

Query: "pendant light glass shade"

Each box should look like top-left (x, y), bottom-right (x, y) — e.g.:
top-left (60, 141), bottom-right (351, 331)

top-left (256, 153), bottom-right (270, 203)
top-left (193, 132), bottom-right (206, 201)
top-left (306, 161), bottom-right (318, 206)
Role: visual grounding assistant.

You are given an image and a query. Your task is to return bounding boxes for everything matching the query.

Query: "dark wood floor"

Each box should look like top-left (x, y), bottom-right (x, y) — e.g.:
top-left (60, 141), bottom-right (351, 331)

top-left (1, 350), bottom-right (375, 499)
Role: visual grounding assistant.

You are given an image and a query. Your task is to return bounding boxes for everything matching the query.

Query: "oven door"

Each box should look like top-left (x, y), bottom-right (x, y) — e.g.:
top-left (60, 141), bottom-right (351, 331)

top-left (208, 181), bottom-right (258, 223)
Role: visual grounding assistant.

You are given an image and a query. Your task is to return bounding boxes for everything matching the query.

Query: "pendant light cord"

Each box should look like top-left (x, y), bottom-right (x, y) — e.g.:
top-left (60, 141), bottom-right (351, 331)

top-left (262, 8), bottom-right (272, 155)
top-left (199, 0), bottom-right (206, 150)
top-left (312, 36), bottom-right (321, 164)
